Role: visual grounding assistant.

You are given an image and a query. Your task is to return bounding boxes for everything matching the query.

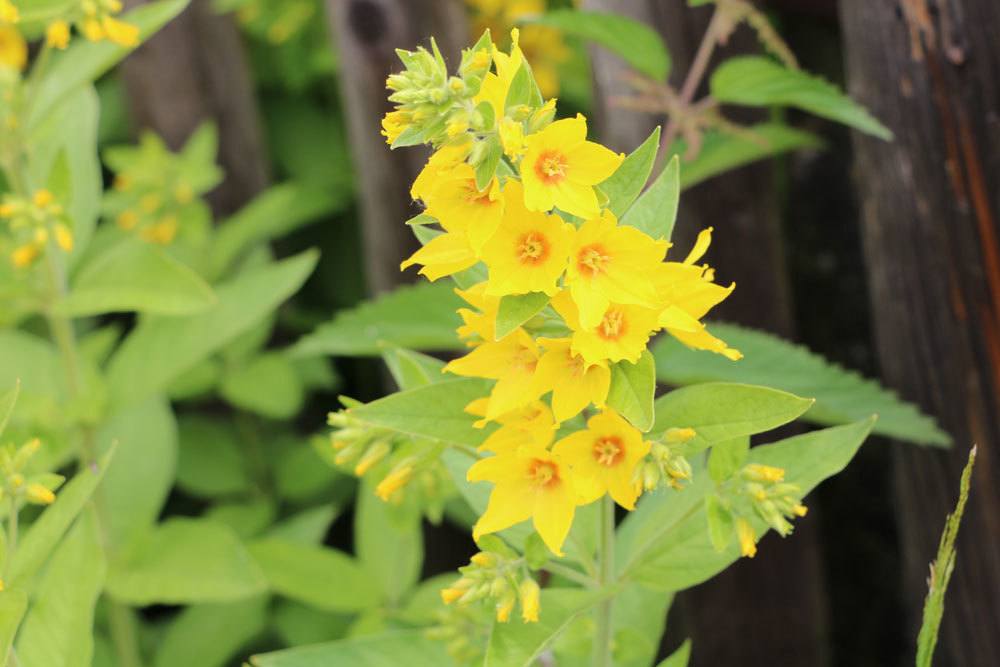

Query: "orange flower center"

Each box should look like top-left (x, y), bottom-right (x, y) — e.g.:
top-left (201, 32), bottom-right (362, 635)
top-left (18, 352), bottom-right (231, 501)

top-left (563, 350), bottom-right (586, 378)
top-left (597, 308), bottom-right (627, 341)
top-left (534, 149), bottom-right (568, 185)
top-left (577, 244), bottom-right (610, 278)
top-left (517, 232), bottom-right (550, 265)
top-left (527, 459), bottom-right (561, 488)
top-left (592, 436), bottom-right (624, 467)
top-left (462, 180), bottom-right (495, 206)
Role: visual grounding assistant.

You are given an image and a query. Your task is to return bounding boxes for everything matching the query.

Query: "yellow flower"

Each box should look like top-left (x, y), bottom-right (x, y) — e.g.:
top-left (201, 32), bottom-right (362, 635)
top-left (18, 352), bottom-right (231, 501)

top-left (375, 463), bottom-right (413, 501)
top-left (499, 117), bottom-right (526, 159)
top-left (444, 328), bottom-right (542, 421)
top-left (45, 20), bottom-right (70, 49)
top-left (480, 181), bottom-right (573, 296)
top-left (521, 114), bottom-right (623, 219)
top-left (101, 15), bottom-right (139, 47)
top-left (468, 446), bottom-right (578, 555)
top-left (519, 578), bottom-right (540, 623)
top-left (652, 229), bottom-right (741, 361)
top-left (399, 229), bottom-right (477, 281)
top-left (381, 109), bottom-right (409, 145)
top-left (54, 224), bottom-right (73, 252)
top-left (410, 138), bottom-right (473, 201)
top-left (472, 400), bottom-right (557, 453)
top-left (116, 210), bottom-right (139, 230)
top-left (81, 18), bottom-right (104, 41)
top-left (25, 483), bottom-right (55, 505)
top-left (565, 210), bottom-right (668, 328)
top-left (140, 216), bottom-right (178, 244)
top-left (532, 338), bottom-right (610, 422)
top-left (553, 409), bottom-right (649, 510)
top-left (11, 243), bottom-right (38, 268)
top-left (552, 290), bottom-right (660, 366)
top-left (737, 518), bottom-right (757, 558)
top-left (0, 0), bottom-right (17, 23)
top-left (455, 282), bottom-right (501, 344)
top-left (0, 25), bottom-right (26, 71)
top-left (423, 162), bottom-right (504, 252)
top-left (474, 29), bottom-right (524, 124)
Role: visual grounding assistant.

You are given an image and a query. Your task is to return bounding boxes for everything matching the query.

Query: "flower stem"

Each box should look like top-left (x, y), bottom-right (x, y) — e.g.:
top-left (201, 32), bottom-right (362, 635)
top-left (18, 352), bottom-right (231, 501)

top-left (592, 495), bottom-right (616, 667)
top-left (107, 600), bottom-right (143, 667)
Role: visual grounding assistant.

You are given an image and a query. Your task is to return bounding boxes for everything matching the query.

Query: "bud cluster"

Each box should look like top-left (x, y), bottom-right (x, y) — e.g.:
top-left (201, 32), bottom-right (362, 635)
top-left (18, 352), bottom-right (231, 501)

top-left (439, 538), bottom-right (541, 625)
top-left (0, 437), bottom-right (61, 507)
top-left (635, 427), bottom-right (696, 492)
top-left (425, 601), bottom-right (491, 665)
top-left (731, 463), bottom-right (807, 558)
top-left (0, 189), bottom-right (73, 269)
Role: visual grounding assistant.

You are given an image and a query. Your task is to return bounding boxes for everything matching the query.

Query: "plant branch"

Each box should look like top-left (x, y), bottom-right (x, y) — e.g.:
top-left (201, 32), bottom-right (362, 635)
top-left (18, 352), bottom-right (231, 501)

top-left (592, 496), bottom-right (615, 667)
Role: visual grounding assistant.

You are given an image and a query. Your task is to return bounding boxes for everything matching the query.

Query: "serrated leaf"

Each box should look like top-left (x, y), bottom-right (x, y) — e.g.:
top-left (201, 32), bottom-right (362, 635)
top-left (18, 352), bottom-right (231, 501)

top-left (617, 418), bottom-right (876, 590)
top-left (671, 123), bottom-right (823, 190)
top-left (704, 494), bottom-right (733, 552)
top-left (606, 350), bottom-right (656, 432)
top-left (495, 292), bottom-right (550, 340)
top-left (526, 10), bottom-right (670, 80)
top-left (106, 518), bottom-right (267, 605)
top-left (710, 57), bottom-right (891, 139)
top-left (107, 250), bottom-right (317, 409)
top-left (293, 282), bottom-right (462, 357)
top-left (622, 154), bottom-right (679, 240)
top-left (651, 382), bottom-right (813, 453)
top-left (249, 630), bottom-right (454, 667)
top-left (653, 322), bottom-right (950, 446)
top-left (599, 127), bottom-right (660, 217)
top-left (707, 436), bottom-right (749, 483)
top-left (249, 538), bottom-right (379, 612)
top-left (56, 239), bottom-right (216, 316)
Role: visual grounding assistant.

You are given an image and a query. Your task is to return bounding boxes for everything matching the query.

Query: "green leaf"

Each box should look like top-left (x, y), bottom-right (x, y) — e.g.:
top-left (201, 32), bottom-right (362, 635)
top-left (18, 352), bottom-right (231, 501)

top-left (27, 0), bottom-right (191, 129)
top-left (606, 350), bottom-right (656, 432)
top-left (485, 589), bottom-right (603, 666)
top-left (8, 447), bottom-right (114, 591)
top-left (265, 505), bottom-right (339, 546)
top-left (249, 630), bottom-right (454, 667)
top-left (292, 282), bottom-right (463, 357)
top-left (618, 418), bottom-right (876, 590)
top-left (504, 63), bottom-right (536, 111)
top-left (355, 480), bottom-right (423, 604)
top-left (153, 596), bottom-right (269, 667)
top-left (381, 347), bottom-right (446, 390)
top-left (916, 447), bottom-right (976, 667)
top-left (671, 123), bottom-right (822, 190)
top-left (653, 322), bottom-right (950, 446)
top-left (622, 155), bottom-right (679, 241)
top-left (271, 600), bottom-right (352, 649)
top-left (107, 250), bottom-right (318, 409)
top-left (656, 640), bottom-right (692, 667)
top-left (495, 292), bottom-right (550, 340)
top-left (523, 532), bottom-right (549, 570)
top-left (707, 436), bottom-right (749, 483)
top-left (476, 135), bottom-right (503, 190)
top-left (0, 381), bottom-right (19, 439)
top-left (204, 499), bottom-right (276, 541)
top-left (704, 494), bottom-right (733, 552)
top-left (710, 57), bottom-right (891, 139)
top-left (56, 239), bottom-right (216, 316)
top-left (651, 382), bottom-right (813, 453)
top-left (209, 182), bottom-right (339, 280)
top-left (105, 518), bottom-right (267, 605)
top-left (599, 127), bottom-right (660, 217)
top-left (527, 10), bottom-right (670, 80)
top-left (349, 378), bottom-right (492, 449)
top-left (248, 538), bottom-right (380, 613)
top-left (610, 584), bottom-right (672, 667)
top-left (16, 508), bottom-right (106, 667)
top-left (176, 416), bottom-right (252, 498)
top-left (95, 397), bottom-right (177, 553)
top-left (0, 590), bottom-right (27, 666)
top-left (220, 352), bottom-right (305, 419)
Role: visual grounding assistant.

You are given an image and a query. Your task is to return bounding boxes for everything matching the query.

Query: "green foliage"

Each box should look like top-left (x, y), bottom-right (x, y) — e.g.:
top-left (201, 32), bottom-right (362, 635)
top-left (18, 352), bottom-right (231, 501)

top-left (153, 596), bottom-right (269, 667)
top-left (0, 590), bottom-right (27, 667)
top-left (485, 589), bottom-right (604, 666)
top-left (176, 416), bottom-right (253, 498)
top-left (495, 292), bottom-right (550, 340)
top-left (250, 630), bottom-right (455, 667)
top-left (710, 56), bottom-right (892, 140)
top-left (916, 447), bottom-right (976, 667)
top-left (600, 127), bottom-right (661, 217)
top-left (293, 282), bottom-right (463, 357)
top-left (355, 479), bottom-right (423, 605)
top-left (669, 124), bottom-right (823, 189)
top-left (653, 322), bottom-right (950, 446)
top-left (527, 10), bottom-right (671, 80)
top-left (606, 350), bottom-right (656, 432)
top-left (622, 155), bottom-right (679, 241)
top-left (220, 352), bottom-right (305, 419)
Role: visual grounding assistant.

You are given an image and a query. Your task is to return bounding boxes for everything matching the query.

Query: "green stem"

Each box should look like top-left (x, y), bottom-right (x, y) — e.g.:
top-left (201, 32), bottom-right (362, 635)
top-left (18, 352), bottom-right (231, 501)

top-left (4, 496), bottom-right (18, 581)
top-left (545, 561), bottom-right (595, 588)
top-left (592, 496), bottom-right (615, 667)
top-left (107, 600), bottom-right (143, 667)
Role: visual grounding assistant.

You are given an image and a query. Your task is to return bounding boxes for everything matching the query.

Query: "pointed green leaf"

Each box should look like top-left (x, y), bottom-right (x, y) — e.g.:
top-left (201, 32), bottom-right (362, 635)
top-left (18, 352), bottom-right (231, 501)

top-left (707, 436), bottom-right (750, 483)
top-left (220, 352), bottom-right (305, 419)
top-left (153, 596), bottom-right (269, 667)
top-left (475, 135), bottom-right (503, 190)
top-left (622, 154), bottom-right (679, 240)
top-left (705, 494), bottom-right (733, 552)
top-left (599, 127), bottom-right (660, 217)
top-left (355, 479), bottom-right (423, 604)
top-left (249, 630), bottom-right (454, 667)
top-left (0, 381), bottom-right (19, 439)
top-left (495, 292), bottom-right (550, 340)
top-left (381, 346), bottom-right (446, 390)
top-left (0, 590), bottom-right (27, 666)
top-left (606, 350), bottom-right (656, 432)
top-left (710, 57), bottom-right (891, 139)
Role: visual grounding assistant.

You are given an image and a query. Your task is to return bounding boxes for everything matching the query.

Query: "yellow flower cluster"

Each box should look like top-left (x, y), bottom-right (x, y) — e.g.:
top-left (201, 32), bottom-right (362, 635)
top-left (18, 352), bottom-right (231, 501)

top-left (387, 32), bottom-right (741, 557)
top-left (0, 189), bottom-right (73, 269)
top-left (0, 437), bottom-right (61, 507)
top-left (732, 463), bottom-right (808, 558)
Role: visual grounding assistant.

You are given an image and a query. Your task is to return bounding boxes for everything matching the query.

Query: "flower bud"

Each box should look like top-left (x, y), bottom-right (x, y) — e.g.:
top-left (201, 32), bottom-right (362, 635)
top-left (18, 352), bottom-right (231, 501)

top-left (518, 578), bottom-right (540, 623)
